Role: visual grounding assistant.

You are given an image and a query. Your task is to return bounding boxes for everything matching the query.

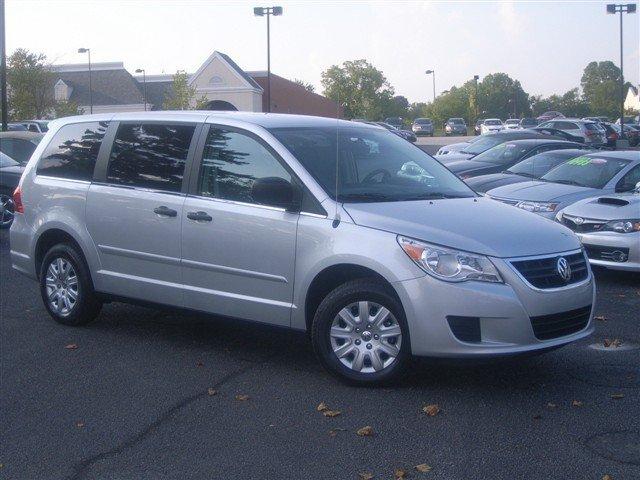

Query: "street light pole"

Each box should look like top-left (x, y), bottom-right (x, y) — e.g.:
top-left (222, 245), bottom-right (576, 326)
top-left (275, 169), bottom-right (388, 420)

top-left (606, 3), bottom-right (636, 137)
top-left (425, 70), bottom-right (436, 102)
top-left (1, 0), bottom-right (7, 131)
top-left (78, 48), bottom-right (92, 114)
top-left (473, 75), bottom-right (479, 123)
top-left (135, 68), bottom-right (147, 111)
top-left (254, 6), bottom-right (283, 113)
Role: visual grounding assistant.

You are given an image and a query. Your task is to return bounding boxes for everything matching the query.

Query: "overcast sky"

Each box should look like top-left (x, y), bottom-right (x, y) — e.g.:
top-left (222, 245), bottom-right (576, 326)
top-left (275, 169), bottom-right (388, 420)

top-left (5, 0), bottom-right (639, 103)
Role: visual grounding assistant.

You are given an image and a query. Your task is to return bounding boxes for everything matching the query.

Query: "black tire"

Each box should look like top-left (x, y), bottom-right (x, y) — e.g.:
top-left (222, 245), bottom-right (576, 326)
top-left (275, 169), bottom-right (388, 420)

top-left (39, 243), bottom-right (102, 326)
top-left (311, 278), bottom-right (410, 386)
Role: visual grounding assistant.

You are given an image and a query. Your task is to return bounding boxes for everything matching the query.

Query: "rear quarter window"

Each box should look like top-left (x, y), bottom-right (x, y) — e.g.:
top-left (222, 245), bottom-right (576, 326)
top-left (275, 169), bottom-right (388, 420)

top-left (37, 121), bottom-right (109, 181)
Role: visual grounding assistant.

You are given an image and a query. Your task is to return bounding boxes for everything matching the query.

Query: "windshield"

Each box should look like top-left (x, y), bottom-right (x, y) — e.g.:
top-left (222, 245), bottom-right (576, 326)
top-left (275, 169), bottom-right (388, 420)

top-left (449, 118), bottom-right (464, 125)
top-left (542, 155), bottom-right (630, 189)
top-left (0, 151), bottom-right (19, 167)
top-left (485, 119), bottom-right (502, 125)
top-left (505, 120), bottom-right (518, 125)
top-left (471, 142), bottom-right (532, 165)
top-left (521, 118), bottom-right (537, 125)
top-left (461, 135), bottom-right (512, 155)
top-left (507, 150), bottom-right (582, 178)
top-left (415, 118), bottom-right (432, 124)
top-left (269, 126), bottom-right (476, 203)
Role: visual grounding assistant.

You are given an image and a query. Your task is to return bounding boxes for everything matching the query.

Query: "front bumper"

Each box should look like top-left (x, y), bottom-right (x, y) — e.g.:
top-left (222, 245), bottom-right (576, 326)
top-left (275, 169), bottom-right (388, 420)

top-left (394, 253), bottom-right (595, 357)
top-left (576, 231), bottom-right (640, 272)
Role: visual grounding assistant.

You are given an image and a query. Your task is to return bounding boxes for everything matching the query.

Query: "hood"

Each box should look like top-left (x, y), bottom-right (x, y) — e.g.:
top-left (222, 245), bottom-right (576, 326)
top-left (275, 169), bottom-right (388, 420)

top-left (445, 159), bottom-right (494, 175)
top-left (465, 173), bottom-right (531, 193)
top-left (436, 151), bottom-right (474, 164)
top-left (487, 181), bottom-right (597, 202)
top-left (343, 197), bottom-right (579, 258)
top-left (562, 193), bottom-right (640, 220)
top-left (0, 165), bottom-right (24, 175)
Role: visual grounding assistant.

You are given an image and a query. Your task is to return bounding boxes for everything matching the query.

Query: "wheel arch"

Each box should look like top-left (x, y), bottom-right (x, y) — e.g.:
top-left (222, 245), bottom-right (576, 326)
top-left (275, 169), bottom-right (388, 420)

top-left (34, 227), bottom-right (94, 286)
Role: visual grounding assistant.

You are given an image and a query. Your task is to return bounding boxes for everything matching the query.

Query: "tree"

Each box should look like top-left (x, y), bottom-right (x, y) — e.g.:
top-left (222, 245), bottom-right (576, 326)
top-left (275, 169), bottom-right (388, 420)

top-left (321, 59), bottom-right (395, 119)
top-left (163, 71), bottom-right (198, 110)
top-left (476, 73), bottom-right (531, 120)
top-left (293, 79), bottom-right (315, 93)
top-left (52, 101), bottom-right (82, 118)
top-left (581, 61), bottom-right (621, 118)
top-left (7, 49), bottom-right (56, 120)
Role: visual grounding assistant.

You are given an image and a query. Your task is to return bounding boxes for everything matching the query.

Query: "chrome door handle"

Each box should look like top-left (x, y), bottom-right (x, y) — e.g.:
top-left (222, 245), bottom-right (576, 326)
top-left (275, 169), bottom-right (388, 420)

top-left (153, 206), bottom-right (178, 217)
top-left (187, 211), bottom-right (212, 222)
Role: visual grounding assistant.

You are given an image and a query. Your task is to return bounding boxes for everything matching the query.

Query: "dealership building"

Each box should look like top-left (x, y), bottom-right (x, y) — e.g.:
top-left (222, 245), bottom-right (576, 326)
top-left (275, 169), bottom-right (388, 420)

top-left (51, 50), bottom-right (342, 117)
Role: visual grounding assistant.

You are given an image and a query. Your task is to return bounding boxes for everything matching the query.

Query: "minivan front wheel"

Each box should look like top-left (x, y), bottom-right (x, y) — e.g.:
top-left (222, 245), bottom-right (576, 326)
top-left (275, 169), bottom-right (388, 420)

top-left (312, 279), bottom-right (410, 385)
top-left (40, 244), bottom-right (102, 326)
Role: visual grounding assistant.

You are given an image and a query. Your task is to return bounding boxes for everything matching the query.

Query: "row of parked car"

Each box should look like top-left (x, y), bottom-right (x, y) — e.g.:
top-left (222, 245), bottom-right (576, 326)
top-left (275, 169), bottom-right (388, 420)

top-left (4, 120), bottom-right (50, 133)
top-left (434, 129), bottom-right (639, 271)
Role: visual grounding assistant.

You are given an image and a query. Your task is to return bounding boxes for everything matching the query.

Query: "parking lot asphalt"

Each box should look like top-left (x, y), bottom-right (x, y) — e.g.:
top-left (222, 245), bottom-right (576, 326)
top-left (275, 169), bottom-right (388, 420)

top-left (1, 228), bottom-right (639, 479)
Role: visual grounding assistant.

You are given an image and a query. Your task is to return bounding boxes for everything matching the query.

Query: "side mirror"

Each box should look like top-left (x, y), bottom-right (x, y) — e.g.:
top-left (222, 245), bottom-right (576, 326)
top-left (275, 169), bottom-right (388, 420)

top-left (251, 177), bottom-right (301, 212)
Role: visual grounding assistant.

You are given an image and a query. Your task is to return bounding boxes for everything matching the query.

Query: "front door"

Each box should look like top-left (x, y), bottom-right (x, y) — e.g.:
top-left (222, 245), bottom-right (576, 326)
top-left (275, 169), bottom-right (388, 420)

top-left (181, 126), bottom-right (299, 326)
top-left (86, 122), bottom-right (198, 306)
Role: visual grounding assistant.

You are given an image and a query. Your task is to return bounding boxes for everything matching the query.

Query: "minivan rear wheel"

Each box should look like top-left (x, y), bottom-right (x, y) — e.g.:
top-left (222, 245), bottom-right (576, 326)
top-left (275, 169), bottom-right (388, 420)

top-left (39, 244), bottom-right (102, 326)
top-left (311, 279), bottom-right (410, 385)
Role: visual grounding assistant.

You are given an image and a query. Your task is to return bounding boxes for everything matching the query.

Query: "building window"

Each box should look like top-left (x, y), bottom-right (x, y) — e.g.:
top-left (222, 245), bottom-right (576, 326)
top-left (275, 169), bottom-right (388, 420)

top-left (209, 76), bottom-right (225, 86)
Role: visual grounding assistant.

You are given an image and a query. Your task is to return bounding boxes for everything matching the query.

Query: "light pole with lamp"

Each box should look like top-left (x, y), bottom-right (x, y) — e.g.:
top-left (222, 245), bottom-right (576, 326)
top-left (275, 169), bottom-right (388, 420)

top-left (473, 75), bottom-right (479, 123)
top-left (135, 68), bottom-right (147, 111)
top-left (77, 48), bottom-right (92, 114)
top-left (606, 3), bottom-right (636, 139)
top-left (253, 6), bottom-right (283, 113)
top-left (425, 69), bottom-right (436, 103)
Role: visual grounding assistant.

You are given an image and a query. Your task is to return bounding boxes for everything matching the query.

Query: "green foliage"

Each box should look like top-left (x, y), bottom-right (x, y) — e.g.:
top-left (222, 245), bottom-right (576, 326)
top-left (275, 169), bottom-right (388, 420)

top-left (163, 71), bottom-right (197, 110)
top-left (531, 88), bottom-right (590, 117)
top-left (580, 61), bottom-right (621, 118)
top-left (52, 101), bottom-right (82, 118)
top-left (293, 79), bottom-right (315, 93)
top-left (7, 49), bottom-right (56, 120)
top-left (321, 59), bottom-right (396, 120)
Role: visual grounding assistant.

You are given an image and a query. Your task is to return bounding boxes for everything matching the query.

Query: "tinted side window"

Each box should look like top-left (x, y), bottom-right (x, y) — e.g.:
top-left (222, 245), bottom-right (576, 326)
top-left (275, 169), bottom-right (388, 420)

top-left (107, 123), bottom-right (195, 192)
top-left (0, 138), bottom-right (38, 164)
top-left (198, 128), bottom-right (292, 205)
top-left (617, 165), bottom-right (640, 191)
top-left (37, 121), bottom-right (108, 180)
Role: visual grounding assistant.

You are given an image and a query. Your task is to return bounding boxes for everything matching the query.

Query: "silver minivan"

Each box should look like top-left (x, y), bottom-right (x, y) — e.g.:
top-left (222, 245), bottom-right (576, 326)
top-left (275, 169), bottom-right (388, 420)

top-left (10, 112), bottom-right (595, 385)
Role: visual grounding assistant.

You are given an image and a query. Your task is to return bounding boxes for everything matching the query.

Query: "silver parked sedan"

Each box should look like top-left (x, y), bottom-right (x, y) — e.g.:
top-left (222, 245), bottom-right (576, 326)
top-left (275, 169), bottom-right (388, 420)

top-left (486, 151), bottom-right (640, 219)
top-left (556, 186), bottom-right (640, 271)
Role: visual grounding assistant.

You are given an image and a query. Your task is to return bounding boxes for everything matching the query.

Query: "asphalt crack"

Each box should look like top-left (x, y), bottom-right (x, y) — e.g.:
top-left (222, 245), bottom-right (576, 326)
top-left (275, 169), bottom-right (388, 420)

top-left (65, 361), bottom-right (258, 480)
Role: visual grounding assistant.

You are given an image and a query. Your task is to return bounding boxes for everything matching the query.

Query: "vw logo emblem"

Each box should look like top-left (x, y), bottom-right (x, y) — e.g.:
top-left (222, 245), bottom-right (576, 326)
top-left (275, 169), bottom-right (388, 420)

top-left (556, 257), bottom-right (572, 282)
top-left (573, 217), bottom-right (585, 225)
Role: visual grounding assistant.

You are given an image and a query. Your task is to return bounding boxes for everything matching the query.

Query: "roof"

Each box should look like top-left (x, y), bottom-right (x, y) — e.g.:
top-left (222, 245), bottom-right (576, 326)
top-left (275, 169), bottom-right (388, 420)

top-left (142, 81), bottom-right (174, 109)
top-left (585, 150), bottom-right (640, 161)
top-left (217, 52), bottom-right (263, 90)
top-left (54, 68), bottom-right (144, 106)
top-left (0, 131), bottom-right (44, 142)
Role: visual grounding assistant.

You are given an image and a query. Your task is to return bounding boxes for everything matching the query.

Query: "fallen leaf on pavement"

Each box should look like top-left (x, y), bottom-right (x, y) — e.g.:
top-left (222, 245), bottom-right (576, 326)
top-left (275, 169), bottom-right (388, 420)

top-left (329, 428), bottom-right (346, 437)
top-left (546, 402), bottom-right (557, 409)
top-left (207, 388), bottom-right (217, 396)
top-left (602, 475), bottom-right (613, 480)
top-left (422, 404), bottom-right (440, 416)
top-left (64, 344), bottom-right (78, 350)
top-left (196, 361), bottom-right (204, 367)
top-left (323, 410), bottom-right (341, 418)
top-left (394, 468), bottom-right (408, 479)
top-left (532, 414), bottom-right (542, 420)
top-left (610, 393), bottom-right (624, 400)
top-left (356, 426), bottom-right (374, 437)
top-left (594, 315), bottom-right (607, 322)
top-left (317, 402), bottom-right (329, 412)
top-left (235, 394), bottom-right (250, 401)
top-left (358, 472), bottom-right (374, 479)
top-left (75, 422), bottom-right (84, 428)
top-left (572, 400), bottom-right (583, 407)
top-left (603, 338), bottom-right (623, 348)
top-left (415, 463), bottom-right (432, 473)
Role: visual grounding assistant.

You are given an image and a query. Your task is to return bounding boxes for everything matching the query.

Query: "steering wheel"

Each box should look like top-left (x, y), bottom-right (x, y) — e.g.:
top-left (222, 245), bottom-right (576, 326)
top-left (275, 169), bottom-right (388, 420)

top-left (362, 168), bottom-right (392, 184)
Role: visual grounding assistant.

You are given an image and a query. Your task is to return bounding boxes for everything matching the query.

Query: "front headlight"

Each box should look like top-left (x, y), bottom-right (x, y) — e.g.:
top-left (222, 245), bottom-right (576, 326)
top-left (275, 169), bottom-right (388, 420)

top-left (603, 219), bottom-right (640, 233)
top-left (398, 236), bottom-right (503, 283)
top-left (515, 201), bottom-right (558, 213)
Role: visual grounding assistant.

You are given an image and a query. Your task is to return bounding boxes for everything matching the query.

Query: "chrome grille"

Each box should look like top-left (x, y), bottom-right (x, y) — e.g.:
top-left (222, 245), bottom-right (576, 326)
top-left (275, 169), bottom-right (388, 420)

top-left (560, 214), bottom-right (606, 233)
top-left (510, 251), bottom-right (589, 289)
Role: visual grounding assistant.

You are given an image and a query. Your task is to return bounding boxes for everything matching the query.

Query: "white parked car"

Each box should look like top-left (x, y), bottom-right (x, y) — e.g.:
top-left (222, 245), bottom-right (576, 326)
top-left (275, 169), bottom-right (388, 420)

top-left (481, 119), bottom-right (504, 135)
top-left (504, 119), bottom-right (521, 130)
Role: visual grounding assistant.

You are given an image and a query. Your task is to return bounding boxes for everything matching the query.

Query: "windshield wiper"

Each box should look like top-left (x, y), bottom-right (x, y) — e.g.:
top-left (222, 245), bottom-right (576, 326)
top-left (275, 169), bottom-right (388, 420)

top-left (507, 171), bottom-right (536, 178)
top-left (338, 192), bottom-right (394, 202)
top-left (553, 179), bottom-right (586, 187)
top-left (402, 192), bottom-right (469, 200)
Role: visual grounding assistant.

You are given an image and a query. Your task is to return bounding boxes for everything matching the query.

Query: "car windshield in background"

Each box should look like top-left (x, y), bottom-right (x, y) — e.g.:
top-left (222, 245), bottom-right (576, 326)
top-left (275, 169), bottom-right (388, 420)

top-left (0, 152), bottom-right (19, 167)
top-left (450, 118), bottom-right (465, 124)
top-left (505, 120), bottom-right (519, 124)
top-left (269, 126), bottom-right (476, 203)
top-left (507, 150), bottom-right (582, 178)
top-left (416, 119), bottom-right (432, 124)
top-left (485, 120), bottom-right (502, 126)
top-left (521, 119), bottom-right (537, 126)
top-left (584, 123), bottom-right (603, 131)
top-left (541, 155), bottom-right (630, 189)
top-left (460, 135), bottom-right (508, 155)
top-left (471, 142), bottom-right (531, 165)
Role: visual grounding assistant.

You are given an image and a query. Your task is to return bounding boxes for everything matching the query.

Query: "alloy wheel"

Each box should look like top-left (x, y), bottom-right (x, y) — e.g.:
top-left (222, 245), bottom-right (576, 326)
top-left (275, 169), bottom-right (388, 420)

top-left (329, 300), bottom-right (402, 373)
top-left (0, 194), bottom-right (14, 227)
top-left (45, 258), bottom-right (79, 317)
